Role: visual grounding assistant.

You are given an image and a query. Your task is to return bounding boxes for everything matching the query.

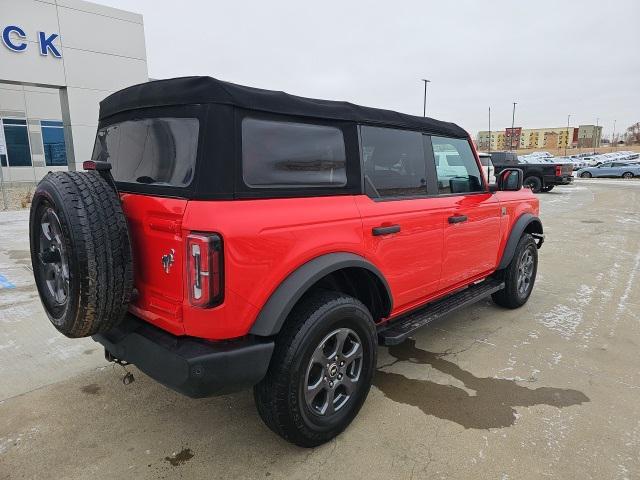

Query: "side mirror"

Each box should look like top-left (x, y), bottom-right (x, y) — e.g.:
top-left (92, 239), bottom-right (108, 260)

top-left (490, 168), bottom-right (523, 192)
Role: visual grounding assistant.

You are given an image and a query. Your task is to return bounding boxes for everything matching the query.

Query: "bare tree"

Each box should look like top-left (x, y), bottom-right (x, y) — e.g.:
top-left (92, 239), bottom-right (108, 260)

top-left (626, 122), bottom-right (640, 145)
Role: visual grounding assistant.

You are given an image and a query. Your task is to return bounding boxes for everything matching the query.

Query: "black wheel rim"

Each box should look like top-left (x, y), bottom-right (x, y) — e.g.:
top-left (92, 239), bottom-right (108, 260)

top-left (304, 328), bottom-right (363, 416)
top-left (37, 207), bottom-right (70, 308)
top-left (517, 247), bottom-right (535, 296)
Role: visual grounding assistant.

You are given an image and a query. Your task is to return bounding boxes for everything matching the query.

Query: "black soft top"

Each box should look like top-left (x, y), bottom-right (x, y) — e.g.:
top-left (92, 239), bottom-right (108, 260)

top-left (99, 76), bottom-right (467, 138)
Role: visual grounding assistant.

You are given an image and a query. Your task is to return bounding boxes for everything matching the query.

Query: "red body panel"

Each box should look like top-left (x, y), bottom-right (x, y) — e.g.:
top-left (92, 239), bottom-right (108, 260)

top-left (119, 136), bottom-right (539, 341)
top-left (120, 194), bottom-right (188, 335)
top-left (355, 196), bottom-right (445, 311)
top-left (438, 192), bottom-right (501, 289)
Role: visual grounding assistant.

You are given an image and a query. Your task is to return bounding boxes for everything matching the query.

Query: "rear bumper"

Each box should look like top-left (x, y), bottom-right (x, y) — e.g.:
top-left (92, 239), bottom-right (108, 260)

top-left (559, 176), bottom-right (574, 185)
top-left (92, 314), bottom-right (274, 398)
top-left (545, 175), bottom-right (573, 185)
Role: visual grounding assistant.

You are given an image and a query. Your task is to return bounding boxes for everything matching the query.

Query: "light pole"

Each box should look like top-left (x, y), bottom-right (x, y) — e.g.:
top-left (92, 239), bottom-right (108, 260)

top-left (565, 114), bottom-right (572, 157)
top-left (593, 117), bottom-right (599, 153)
top-left (488, 106), bottom-right (492, 179)
top-left (510, 102), bottom-right (517, 151)
top-left (422, 79), bottom-right (431, 117)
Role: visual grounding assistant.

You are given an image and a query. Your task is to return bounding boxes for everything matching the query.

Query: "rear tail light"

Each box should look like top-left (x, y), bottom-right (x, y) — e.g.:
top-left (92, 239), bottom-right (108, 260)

top-left (555, 165), bottom-right (562, 176)
top-left (186, 233), bottom-right (223, 307)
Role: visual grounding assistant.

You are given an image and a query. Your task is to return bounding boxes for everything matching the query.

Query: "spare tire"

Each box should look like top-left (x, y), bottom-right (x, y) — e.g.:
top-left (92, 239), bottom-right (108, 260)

top-left (29, 171), bottom-right (133, 338)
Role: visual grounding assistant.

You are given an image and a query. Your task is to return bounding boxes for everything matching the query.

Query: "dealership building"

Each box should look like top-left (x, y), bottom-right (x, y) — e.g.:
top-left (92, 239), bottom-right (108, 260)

top-left (0, 0), bottom-right (148, 185)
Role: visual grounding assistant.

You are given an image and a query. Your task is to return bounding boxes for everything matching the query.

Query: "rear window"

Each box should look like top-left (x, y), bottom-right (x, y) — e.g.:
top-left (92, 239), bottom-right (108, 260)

top-left (92, 117), bottom-right (199, 187)
top-left (241, 118), bottom-right (347, 188)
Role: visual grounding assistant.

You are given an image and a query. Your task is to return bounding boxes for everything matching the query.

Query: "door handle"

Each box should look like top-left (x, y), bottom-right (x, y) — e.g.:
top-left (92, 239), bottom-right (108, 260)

top-left (448, 215), bottom-right (468, 224)
top-left (372, 225), bottom-right (401, 236)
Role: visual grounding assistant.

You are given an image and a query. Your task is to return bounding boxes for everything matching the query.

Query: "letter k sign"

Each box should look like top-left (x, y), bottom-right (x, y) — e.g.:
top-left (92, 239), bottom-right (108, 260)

top-left (38, 31), bottom-right (62, 57)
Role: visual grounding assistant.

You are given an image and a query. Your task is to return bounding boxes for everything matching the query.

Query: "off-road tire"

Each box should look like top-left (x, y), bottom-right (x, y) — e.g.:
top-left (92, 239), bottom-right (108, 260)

top-left (580, 171), bottom-right (592, 178)
top-left (492, 233), bottom-right (538, 309)
top-left (523, 176), bottom-right (542, 193)
top-left (29, 171), bottom-right (133, 338)
top-left (254, 290), bottom-right (377, 447)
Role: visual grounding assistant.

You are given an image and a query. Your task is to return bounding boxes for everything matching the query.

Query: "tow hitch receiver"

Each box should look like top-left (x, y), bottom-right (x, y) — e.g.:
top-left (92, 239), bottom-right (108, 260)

top-left (105, 349), bottom-right (135, 385)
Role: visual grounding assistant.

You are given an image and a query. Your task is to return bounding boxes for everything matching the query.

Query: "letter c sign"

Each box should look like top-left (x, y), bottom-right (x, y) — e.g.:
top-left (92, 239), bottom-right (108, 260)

top-left (2, 25), bottom-right (62, 58)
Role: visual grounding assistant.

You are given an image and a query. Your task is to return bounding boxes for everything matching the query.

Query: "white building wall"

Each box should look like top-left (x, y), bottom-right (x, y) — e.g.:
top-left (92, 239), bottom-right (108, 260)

top-left (0, 0), bottom-right (148, 179)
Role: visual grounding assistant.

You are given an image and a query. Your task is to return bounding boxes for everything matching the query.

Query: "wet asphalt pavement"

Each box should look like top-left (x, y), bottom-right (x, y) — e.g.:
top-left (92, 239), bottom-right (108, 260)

top-left (1, 179), bottom-right (639, 479)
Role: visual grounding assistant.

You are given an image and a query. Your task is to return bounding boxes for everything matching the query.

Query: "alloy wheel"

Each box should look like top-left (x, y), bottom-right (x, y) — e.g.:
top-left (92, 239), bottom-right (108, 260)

top-left (517, 247), bottom-right (535, 296)
top-left (38, 207), bottom-right (70, 306)
top-left (304, 328), bottom-right (363, 416)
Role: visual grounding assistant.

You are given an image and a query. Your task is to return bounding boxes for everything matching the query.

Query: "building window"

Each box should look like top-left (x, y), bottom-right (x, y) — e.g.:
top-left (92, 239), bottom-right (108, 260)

top-left (41, 120), bottom-right (67, 166)
top-left (1, 119), bottom-right (32, 167)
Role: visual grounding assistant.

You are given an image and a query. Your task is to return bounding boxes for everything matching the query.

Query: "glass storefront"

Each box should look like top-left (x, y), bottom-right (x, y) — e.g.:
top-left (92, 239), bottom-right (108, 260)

top-left (1, 119), bottom-right (32, 167)
top-left (41, 121), bottom-right (67, 166)
top-left (0, 118), bottom-right (67, 168)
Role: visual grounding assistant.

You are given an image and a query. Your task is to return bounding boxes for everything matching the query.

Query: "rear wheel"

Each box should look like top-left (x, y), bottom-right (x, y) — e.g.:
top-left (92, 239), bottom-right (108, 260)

top-left (254, 290), bottom-right (377, 447)
top-left (622, 172), bottom-right (634, 179)
top-left (523, 176), bottom-right (542, 193)
top-left (492, 234), bottom-right (538, 309)
top-left (580, 171), bottom-right (592, 178)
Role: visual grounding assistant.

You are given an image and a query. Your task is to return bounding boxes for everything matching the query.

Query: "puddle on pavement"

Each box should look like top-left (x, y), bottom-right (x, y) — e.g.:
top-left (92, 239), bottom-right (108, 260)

top-left (164, 448), bottom-right (194, 466)
top-left (374, 338), bottom-right (589, 429)
top-left (80, 384), bottom-right (101, 395)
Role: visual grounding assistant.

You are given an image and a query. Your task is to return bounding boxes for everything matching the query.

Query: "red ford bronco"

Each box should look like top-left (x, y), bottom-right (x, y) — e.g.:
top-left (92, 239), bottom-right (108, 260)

top-left (29, 77), bottom-right (543, 447)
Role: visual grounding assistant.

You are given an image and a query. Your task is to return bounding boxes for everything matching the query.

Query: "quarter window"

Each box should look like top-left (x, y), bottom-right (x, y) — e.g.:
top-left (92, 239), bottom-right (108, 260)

top-left (360, 126), bottom-right (427, 198)
top-left (431, 136), bottom-right (483, 194)
top-left (242, 118), bottom-right (347, 188)
top-left (92, 117), bottom-right (199, 187)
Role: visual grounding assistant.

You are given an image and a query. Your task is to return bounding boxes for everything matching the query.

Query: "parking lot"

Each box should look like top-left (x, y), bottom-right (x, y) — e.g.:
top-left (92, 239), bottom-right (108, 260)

top-left (1, 179), bottom-right (639, 479)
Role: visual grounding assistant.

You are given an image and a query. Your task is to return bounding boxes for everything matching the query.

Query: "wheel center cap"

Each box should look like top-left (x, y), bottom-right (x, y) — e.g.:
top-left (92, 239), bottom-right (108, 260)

top-left (328, 363), bottom-right (338, 377)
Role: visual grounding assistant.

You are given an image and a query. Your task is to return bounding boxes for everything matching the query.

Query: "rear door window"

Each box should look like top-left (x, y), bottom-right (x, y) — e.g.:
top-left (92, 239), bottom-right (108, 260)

top-left (92, 117), bottom-right (199, 187)
top-left (241, 118), bottom-right (347, 188)
top-left (430, 136), bottom-right (483, 194)
top-left (360, 126), bottom-right (428, 198)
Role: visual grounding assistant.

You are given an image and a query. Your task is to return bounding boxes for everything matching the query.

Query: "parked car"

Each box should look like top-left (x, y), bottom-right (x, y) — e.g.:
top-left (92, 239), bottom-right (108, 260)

top-left (576, 162), bottom-right (640, 178)
top-left (477, 152), bottom-right (497, 183)
top-left (29, 76), bottom-right (543, 447)
top-left (491, 152), bottom-right (573, 192)
top-left (556, 156), bottom-right (589, 170)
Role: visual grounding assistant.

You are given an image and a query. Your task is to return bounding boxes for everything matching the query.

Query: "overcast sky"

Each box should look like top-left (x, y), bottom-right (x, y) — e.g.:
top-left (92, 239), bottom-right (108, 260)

top-left (99, 0), bottom-right (639, 137)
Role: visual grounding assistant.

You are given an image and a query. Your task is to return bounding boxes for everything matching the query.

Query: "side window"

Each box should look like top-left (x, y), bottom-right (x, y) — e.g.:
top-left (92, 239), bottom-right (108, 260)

top-left (431, 136), bottom-right (483, 195)
top-left (241, 118), bottom-right (347, 188)
top-left (360, 126), bottom-right (427, 198)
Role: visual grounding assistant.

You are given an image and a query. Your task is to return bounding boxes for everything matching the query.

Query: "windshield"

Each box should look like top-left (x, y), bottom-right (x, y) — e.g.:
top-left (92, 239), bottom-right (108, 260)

top-left (92, 117), bottom-right (199, 187)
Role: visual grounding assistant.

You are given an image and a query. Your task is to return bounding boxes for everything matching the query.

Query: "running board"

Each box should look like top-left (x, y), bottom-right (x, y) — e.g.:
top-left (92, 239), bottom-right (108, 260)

top-left (377, 279), bottom-right (505, 346)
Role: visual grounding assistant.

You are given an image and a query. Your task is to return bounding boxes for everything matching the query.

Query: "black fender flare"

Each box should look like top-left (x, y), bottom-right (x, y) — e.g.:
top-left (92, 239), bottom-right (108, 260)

top-left (249, 252), bottom-right (392, 337)
top-left (498, 214), bottom-right (544, 270)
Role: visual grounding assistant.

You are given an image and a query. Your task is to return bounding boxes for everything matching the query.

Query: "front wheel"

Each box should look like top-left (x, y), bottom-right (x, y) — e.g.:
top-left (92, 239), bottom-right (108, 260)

top-left (580, 171), bottom-right (592, 178)
top-left (523, 176), bottom-right (542, 193)
top-left (622, 172), bottom-right (634, 179)
top-left (492, 234), bottom-right (538, 309)
top-left (254, 291), bottom-right (377, 447)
